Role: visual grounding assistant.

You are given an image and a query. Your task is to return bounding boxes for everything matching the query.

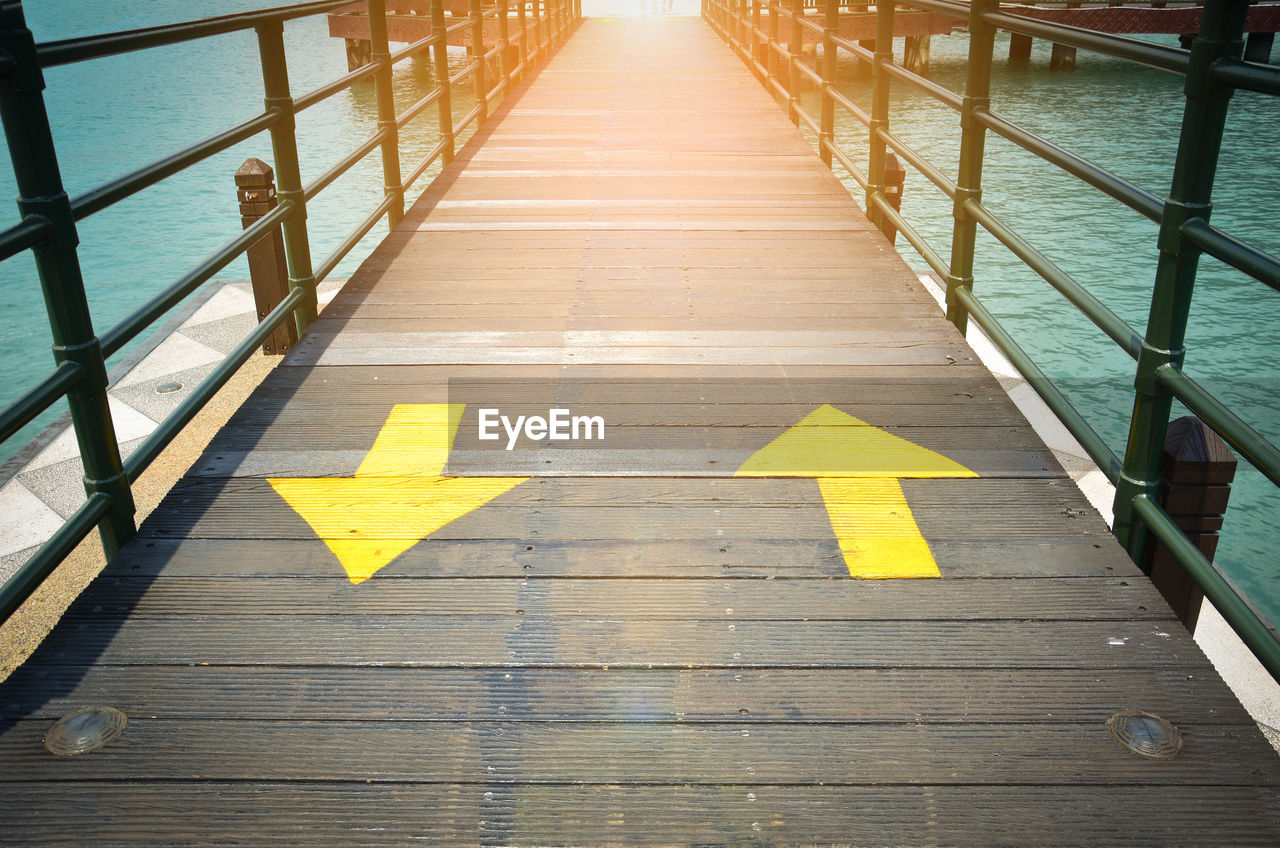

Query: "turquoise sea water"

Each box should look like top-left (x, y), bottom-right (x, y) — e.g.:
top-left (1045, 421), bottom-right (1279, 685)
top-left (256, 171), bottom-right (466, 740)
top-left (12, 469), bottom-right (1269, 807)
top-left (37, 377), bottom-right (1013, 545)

top-left (1, 0), bottom-right (469, 458)
top-left (1, 6), bottom-right (1276, 624)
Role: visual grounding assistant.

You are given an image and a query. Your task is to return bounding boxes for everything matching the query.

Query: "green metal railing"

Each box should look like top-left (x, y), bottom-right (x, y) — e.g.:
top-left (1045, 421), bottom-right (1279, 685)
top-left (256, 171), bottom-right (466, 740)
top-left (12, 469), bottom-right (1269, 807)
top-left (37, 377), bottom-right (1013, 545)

top-left (705, 0), bottom-right (1280, 679)
top-left (0, 0), bottom-right (580, 621)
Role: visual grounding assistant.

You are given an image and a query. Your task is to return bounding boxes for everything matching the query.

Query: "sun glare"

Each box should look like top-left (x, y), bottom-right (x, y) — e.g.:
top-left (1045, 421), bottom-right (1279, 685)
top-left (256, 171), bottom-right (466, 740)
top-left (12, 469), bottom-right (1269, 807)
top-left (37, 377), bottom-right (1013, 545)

top-left (580, 0), bottom-right (701, 17)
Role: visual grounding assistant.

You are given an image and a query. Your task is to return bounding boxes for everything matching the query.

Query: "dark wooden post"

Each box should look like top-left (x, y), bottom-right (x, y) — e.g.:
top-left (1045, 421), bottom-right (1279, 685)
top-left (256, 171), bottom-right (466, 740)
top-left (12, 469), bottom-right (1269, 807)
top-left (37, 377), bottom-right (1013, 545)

top-left (1009, 32), bottom-right (1032, 66)
top-left (236, 158), bottom-right (298, 356)
top-left (1050, 42), bottom-right (1076, 71)
top-left (345, 38), bottom-right (372, 70)
top-left (903, 34), bottom-right (930, 75)
top-left (1143, 416), bottom-right (1237, 633)
top-left (878, 152), bottom-right (905, 245)
top-left (1244, 31), bottom-right (1274, 64)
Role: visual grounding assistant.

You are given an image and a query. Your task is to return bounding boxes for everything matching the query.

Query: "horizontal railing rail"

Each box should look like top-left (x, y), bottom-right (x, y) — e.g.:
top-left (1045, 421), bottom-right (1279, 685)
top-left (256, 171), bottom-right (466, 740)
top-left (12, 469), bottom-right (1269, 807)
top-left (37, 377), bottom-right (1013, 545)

top-left (0, 0), bottom-right (580, 622)
top-left (704, 0), bottom-right (1280, 679)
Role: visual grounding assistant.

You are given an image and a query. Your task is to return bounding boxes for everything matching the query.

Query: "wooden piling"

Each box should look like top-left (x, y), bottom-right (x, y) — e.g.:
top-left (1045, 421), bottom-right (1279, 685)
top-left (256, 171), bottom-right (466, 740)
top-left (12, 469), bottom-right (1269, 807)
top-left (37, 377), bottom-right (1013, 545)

top-left (344, 37), bottom-right (372, 70)
top-left (1009, 32), bottom-right (1032, 66)
top-left (1143, 416), bottom-right (1238, 634)
top-left (1050, 42), bottom-right (1076, 71)
top-left (235, 158), bottom-right (298, 356)
top-left (904, 34), bottom-right (930, 74)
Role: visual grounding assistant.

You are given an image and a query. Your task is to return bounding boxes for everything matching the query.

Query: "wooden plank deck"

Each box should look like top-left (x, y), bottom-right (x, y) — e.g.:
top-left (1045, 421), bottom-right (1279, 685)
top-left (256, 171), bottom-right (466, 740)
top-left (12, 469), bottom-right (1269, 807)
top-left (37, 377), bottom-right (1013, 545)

top-left (3, 16), bottom-right (1279, 846)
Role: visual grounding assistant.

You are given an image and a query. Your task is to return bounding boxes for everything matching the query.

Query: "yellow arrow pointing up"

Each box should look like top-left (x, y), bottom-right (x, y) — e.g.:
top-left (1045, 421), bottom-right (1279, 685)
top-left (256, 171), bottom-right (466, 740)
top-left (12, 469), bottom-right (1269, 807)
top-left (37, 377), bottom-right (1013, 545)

top-left (268, 404), bottom-right (527, 584)
top-left (735, 404), bottom-right (976, 579)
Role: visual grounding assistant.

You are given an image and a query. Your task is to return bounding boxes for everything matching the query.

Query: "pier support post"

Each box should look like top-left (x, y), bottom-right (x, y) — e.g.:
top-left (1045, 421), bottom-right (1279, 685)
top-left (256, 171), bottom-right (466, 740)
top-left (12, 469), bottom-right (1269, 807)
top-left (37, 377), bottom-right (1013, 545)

top-left (1050, 42), bottom-right (1076, 71)
top-left (1142, 417), bottom-right (1236, 634)
top-left (1244, 31), bottom-right (1274, 64)
top-left (235, 159), bottom-right (298, 356)
top-left (345, 38), bottom-right (372, 71)
top-left (904, 35), bottom-right (930, 75)
top-left (1009, 32), bottom-right (1032, 66)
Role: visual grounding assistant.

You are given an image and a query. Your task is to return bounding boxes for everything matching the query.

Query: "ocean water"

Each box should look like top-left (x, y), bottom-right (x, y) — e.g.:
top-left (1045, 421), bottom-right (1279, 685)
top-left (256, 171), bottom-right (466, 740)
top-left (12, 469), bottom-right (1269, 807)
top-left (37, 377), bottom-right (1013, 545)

top-left (1, 6), bottom-right (1276, 624)
top-left (1, 0), bottom-right (471, 460)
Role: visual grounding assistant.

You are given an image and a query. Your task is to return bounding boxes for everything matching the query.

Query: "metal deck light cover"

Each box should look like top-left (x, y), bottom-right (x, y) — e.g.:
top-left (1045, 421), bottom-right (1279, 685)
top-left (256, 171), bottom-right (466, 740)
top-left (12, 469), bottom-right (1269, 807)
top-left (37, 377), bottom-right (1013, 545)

top-left (1107, 710), bottom-right (1183, 759)
top-left (44, 706), bottom-right (128, 757)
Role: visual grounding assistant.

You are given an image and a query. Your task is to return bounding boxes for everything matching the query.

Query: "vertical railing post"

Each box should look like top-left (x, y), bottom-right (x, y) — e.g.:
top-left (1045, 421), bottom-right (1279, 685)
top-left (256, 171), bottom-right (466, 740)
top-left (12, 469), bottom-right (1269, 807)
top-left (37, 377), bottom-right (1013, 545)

top-left (1113, 0), bottom-right (1248, 562)
top-left (534, 0), bottom-right (543, 59)
top-left (470, 0), bottom-right (487, 124)
top-left (788, 0), bottom-right (803, 125)
top-left (752, 0), bottom-right (762, 73)
top-left (943, 0), bottom-right (996, 335)
top-left (767, 1), bottom-right (780, 91)
top-left (819, 0), bottom-right (837, 166)
top-left (866, 0), bottom-right (894, 229)
top-left (257, 21), bottom-right (319, 333)
top-left (0, 0), bottom-right (135, 555)
top-left (518, 0), bottom-right (528, 74)
top-left (498, 0), bottom-right (511, 87)
top-left (368, 0), bottom-right (405, 229)
top-left (431, 0), bottom-right (455, 165)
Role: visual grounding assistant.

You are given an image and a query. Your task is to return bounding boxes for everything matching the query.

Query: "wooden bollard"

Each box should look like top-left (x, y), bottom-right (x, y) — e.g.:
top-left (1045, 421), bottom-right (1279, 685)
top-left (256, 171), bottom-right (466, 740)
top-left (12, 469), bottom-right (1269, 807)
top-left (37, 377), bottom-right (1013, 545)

top-left (1143, 416), bottom-right (1237, 633)
top-left (878, 152), bottom-right (906, 246)
top-left (235, 158), bottom-right (298, 356)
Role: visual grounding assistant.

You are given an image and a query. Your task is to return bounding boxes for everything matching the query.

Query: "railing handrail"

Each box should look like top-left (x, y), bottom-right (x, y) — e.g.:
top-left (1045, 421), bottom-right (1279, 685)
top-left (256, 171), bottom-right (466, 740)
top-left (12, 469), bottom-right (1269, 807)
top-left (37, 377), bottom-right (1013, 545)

top-left (0, 0), bottom-right (582, 622)
top-left (704, 0), bottom-right (1280, 680)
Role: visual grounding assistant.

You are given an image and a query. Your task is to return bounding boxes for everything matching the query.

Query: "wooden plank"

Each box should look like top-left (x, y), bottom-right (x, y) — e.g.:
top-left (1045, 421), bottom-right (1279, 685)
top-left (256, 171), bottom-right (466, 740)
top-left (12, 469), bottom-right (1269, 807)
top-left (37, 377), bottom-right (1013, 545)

top-left (59, 577), bottom-right (1172, 622)
top-left (99, 537), bottom-right (1142, 580)
top-left (1, 665), bottom-right (1242, 724)
top-left (5, 720), bottom-right (1274, 786)
top-left (137, 478), bottom-right (1109, 541)
top-left (3, 784), bottom-right (1278, 847)
top-left (25, 618), bottom-right (1208, 669)
top-left (286, 341), bottom-right (975, 367)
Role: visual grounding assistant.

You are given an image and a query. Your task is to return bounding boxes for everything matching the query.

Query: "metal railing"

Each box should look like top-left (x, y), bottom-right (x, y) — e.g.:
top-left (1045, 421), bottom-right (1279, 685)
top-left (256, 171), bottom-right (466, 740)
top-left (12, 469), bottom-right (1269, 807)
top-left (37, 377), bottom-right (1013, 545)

top-left (0, 0), bottom-right (580, 621)
top-left (704, 0), bottom-right (1280, 679)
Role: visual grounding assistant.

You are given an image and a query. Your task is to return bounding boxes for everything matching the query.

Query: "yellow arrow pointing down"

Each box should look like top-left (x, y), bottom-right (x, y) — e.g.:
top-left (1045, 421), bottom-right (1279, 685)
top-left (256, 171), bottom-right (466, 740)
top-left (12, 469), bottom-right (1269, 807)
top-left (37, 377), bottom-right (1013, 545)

top-left (268, 404), bottom-right (527, 583)
top-left (735, 404), bottom-right (977, 578)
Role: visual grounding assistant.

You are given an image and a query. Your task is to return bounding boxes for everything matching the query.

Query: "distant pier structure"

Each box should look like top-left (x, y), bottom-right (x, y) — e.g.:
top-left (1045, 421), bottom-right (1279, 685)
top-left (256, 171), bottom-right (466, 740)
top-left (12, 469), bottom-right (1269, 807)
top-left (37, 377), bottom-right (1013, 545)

top-left (999, 1), bottom-right (1280, 71)
top-left (329, 0), bottom-right (537, 70)
top-left (333, 2), bottom-right (1280, 76)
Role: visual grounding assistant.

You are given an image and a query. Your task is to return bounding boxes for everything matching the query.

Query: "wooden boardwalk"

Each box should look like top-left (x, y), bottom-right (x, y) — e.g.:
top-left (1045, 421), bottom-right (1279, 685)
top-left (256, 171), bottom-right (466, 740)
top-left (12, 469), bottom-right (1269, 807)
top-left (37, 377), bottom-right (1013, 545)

top-left (3, 16), bottom-right (1279, 846)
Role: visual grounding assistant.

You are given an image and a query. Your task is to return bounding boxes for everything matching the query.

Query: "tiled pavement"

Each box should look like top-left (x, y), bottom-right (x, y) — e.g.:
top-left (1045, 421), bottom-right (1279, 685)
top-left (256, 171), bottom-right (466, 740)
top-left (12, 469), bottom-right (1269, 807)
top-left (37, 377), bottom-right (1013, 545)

top-left (0, 278), bottom-right (345, 583)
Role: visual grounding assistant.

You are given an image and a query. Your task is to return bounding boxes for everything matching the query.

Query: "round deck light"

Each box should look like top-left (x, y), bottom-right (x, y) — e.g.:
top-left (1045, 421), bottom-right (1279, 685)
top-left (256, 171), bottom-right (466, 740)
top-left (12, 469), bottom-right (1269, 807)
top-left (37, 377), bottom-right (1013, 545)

top-left (1107, 710), bottom-right (1182, 759)
top-left (44, 706), bottom-right (128, 756)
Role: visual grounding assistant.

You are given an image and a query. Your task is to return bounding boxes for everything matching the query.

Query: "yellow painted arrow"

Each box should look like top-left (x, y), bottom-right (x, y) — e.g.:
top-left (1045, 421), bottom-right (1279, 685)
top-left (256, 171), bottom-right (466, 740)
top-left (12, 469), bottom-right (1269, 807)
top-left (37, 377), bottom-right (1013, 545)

top-left (268, 404), bottom-right (526, 583)
top-left (735, 404), bottom-right (976, 578)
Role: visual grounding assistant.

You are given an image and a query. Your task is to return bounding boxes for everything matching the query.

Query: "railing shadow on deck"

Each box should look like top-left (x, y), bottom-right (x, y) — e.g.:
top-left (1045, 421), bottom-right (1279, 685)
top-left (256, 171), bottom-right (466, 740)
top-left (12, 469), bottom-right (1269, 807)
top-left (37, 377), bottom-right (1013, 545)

top-left (703, 0), bottom-right (1280, 678)
top-left (0, 0), bottom-right (582, 682)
